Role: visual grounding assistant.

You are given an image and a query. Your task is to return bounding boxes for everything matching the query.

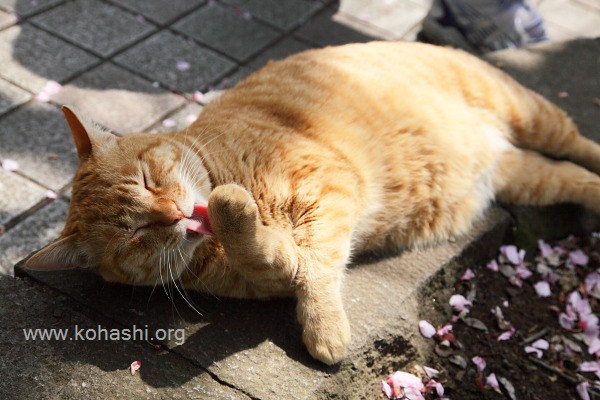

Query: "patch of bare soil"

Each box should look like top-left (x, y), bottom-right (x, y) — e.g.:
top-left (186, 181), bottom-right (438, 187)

top-left (382, 233), bottom-right (600, 400)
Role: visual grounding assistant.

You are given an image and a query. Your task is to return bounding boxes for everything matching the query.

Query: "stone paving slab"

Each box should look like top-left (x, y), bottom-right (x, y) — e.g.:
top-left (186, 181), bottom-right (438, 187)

top-left (0, 77), bottom-right (31, 115)
top-left (485, 38), bottom-right (600, 141)
top-left (108, 0), bottom-right (205, 25)
top-left (49, 62), bottom-right (186, 134)
top-left (0, 275), bottom-right (250, 400)
top-left (114, 30), bottom-right (236, 94)
top-left (0, 168), bottom-right (47, 229)
top-left (174, 2), bottom-right (281, 62)
top-left (0, 102), bottom-right (78, 191)
top-left (17, 208), bottom-right (510, 399)
top-left (0, 0), bottom-right (63, 16)
top-left (539, 0), bottom-right (600, 39)
top-left (336, 0), bottom-right (428, 40)
top-left (0, 24), bottom-right (99, 92)
top-left (220, 0), bottom-right (323, 30)
top-left (148, 102), bottom-right (203, 134)
top-left (0, 8), bottom-right (16, 29)
top-left (0, 199), bottom-right (67, 275)
top-left (294, 5), bottom-right (373, 47)
top-left (32, 0), bottom-right (156, 57)
top-left (247, 36), bottom-right (310, 70)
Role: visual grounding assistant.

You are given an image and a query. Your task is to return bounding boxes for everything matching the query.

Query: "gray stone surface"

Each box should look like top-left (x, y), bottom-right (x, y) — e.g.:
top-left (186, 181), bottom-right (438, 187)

top-left (485, 38), bottom-right (600, 142)
top-left (0, 102), bottom-right (78, 191)
top-left (0, 275), bottom-right (250, 399)
top-left (213, 67), bottom-right (253, 90)
top-left (220, 0), bottom-right (322, 30)
top-left (18, 208), bottom-right (510, 399)
top-left (0, 0), bottom-right (63, 16)
top-left (114, 30), bottom-right (236, 94)
top-left (0, 168), bottom-right (47, 229)
top-left (0, 77), bottom-right (31, 115)
top-left (49, 62), bottom-right (185, 134)
top-left (108, 0), bottom-right (205, 24)
top-left (294, 5), bottom-right (374, 47)
top-left (174, 2), bottom-right (280, 62)
top-left (248, 36), bottom-right (310, 70)
top-left (149, 102), bottom-right (203, 134)
top-left (0, 8), bottom-right (17, 29)
top-left (32, 0), bottom-right (155, 57)
top-left (0, 199), bottom-right (67, 275)
top-left (0, 24), bottom-right (98, 92)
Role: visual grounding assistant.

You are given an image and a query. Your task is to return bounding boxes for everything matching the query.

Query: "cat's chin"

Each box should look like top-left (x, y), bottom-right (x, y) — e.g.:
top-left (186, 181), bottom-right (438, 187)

top-left (185, 230), bottom-right (204, 241)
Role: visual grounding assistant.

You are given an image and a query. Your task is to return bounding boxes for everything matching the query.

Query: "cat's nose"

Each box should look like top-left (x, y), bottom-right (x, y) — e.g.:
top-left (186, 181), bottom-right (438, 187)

top-left (150, 199), bottom-right (184, 226)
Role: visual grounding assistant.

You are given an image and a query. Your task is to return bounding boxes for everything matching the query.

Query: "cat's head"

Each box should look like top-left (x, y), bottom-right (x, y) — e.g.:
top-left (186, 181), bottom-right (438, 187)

top-left (23, 106), bottom-right (212, 285)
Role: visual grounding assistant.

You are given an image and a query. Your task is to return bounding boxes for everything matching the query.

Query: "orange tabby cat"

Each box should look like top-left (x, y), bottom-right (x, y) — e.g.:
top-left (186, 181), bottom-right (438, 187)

top-left (24, 42), bottom-right (600, 365)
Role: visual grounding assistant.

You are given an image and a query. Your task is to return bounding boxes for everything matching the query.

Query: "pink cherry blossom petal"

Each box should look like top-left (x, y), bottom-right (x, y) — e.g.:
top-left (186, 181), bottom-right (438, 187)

top-left (1, 159), bottom-right (19, 171)
top-left (193, 91), bottom-right (204, 102)
top-left (472, 356), bottom-right (486, 372)
top-left (436, 324), bottom-right (452, 336)
top-left (577, 382), bottom-right (591, 400)
top-left (516, 265), bottom-right (532, 279)
top-left (581, 361), bottom-right (600, 372)
top-left (162, 118), bottom-right (176, 128)
top-left (388, 371), bottom-right (424, 391)
top-left (461, 268), bottom-right (475, 281)
top-left (501, 245), bottom-right (521, 265)
top-left (586, 273), bottom-right (600, 299)
top-left (588, 337), bottom-right (600, 354)
top-left (449, 294), bottom-right (472, 312)
top-left (130, 360), bottom-right (141, 375)
top-left (570, 250), bottom-right (589, 266)
top-left (533, 281), bottom-right (551, 297)
top-left (382, 380), bottom-right (393, 399)
top-left (423, 366), bottom-right (439, 378)
top-left (524, 346), bottom-right (543, 358)
top-left (418, 320), bottom-right (436, 338)
top-left (531, 339), bottom-right (549, 350)
top-left (538, 239), bottom-right (553, 258)
top-left (486, 373), bottom-right (500, 390)
top-left (176, 60), bottom-right (191, 71)
top-left (497, 328), bottom-right (515, 341)
top-left (46, 190), bottom-right (58, 200)
top-left (486, 259), bottom-right (499, 271)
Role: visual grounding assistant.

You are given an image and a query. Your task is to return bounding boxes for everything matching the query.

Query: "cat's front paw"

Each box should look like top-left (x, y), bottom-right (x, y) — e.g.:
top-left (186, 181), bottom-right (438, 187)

top-left (301, 306), bottom-right (351, 365)
top-left (208, 184), bottom-right (259, 236)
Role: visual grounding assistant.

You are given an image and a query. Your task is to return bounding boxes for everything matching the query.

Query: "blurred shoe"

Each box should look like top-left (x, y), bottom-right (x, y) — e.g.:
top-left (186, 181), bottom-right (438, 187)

top-left (419, 0), bottom-right (548, 53)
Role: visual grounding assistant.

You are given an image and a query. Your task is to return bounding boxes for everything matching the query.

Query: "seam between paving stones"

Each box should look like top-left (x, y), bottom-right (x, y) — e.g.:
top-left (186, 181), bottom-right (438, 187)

top-left (14, 270), bottom-right (261, 400)
top-left (0, 0), bottom-right (69, 20)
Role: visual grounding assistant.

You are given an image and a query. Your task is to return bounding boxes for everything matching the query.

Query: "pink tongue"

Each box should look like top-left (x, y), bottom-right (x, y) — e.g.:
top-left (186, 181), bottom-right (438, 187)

top-left (187, 204), bottom-right (213, 235)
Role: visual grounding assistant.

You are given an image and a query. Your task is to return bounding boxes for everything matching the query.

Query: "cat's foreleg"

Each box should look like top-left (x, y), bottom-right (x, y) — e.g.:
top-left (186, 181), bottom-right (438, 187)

top-left (493, 148), bottom-right (600, 213)
top-left (208, 183), bottom-right (299, 291)
top-left (208, 183), bottom-right (353, 364)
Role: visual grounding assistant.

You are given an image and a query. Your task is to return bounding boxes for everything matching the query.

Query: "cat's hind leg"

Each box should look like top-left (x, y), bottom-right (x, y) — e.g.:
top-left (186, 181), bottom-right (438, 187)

top-left (499, 85), bottom-right (600, 175)
top-left (493, 148), bottom-right (600, 213)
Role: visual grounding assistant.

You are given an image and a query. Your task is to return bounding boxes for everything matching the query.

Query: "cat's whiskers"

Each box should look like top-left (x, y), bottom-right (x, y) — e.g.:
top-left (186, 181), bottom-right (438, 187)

top-left (172, 246), bottom-right (204, 316)
top-left (158, 248), bottom-right (171, 301)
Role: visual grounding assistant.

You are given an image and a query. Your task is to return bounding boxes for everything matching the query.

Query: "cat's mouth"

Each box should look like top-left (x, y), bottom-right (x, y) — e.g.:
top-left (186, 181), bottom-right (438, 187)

top-left (186, 204), bottom-right (213, 236)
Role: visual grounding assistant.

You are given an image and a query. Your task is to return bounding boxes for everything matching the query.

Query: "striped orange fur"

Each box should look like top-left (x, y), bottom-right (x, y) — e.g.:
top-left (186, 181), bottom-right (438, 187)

top-left (24, 42), bottom-right (600, 364)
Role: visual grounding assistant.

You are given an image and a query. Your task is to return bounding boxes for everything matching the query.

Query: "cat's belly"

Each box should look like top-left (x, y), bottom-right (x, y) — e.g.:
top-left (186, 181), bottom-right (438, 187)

top-left (353, 124), bottom-right (513, 253)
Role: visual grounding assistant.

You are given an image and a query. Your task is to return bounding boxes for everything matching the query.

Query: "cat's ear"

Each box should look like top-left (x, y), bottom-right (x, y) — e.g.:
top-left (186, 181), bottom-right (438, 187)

top-left (62, 105), bottom-right (116, 160)
top-left (22, 235), bottom-right (88, 271)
